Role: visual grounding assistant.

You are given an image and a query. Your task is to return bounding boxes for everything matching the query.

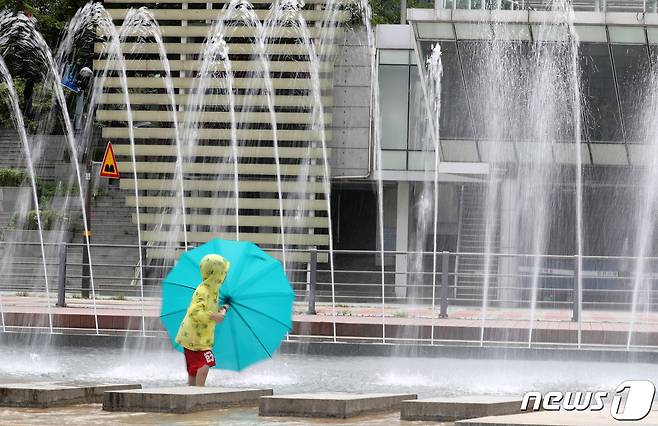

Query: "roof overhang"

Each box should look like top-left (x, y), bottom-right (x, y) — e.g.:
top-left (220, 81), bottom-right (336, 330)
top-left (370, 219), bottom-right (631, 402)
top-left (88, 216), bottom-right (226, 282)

top-left (407, 9), bottom-right (658, 43)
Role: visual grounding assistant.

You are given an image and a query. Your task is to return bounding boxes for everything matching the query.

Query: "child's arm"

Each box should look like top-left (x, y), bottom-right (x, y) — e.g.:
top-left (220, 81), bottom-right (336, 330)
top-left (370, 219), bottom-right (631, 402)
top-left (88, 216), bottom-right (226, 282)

top-left (188, 292), bottom-right (212, 323)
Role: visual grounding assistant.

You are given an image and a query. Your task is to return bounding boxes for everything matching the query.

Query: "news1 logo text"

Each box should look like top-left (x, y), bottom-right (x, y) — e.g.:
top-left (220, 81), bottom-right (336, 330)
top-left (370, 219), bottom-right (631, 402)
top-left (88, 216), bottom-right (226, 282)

top-left (521, 380), bottom-right (656, 421)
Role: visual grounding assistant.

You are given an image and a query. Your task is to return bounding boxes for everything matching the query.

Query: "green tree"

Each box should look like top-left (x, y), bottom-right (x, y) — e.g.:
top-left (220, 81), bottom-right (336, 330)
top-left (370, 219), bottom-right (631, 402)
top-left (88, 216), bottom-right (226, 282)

top-left (0, 0), bottom-right (92, 129)
top-left (0, 0), bottom-right (89, 49)
top-left (370, 0), bottom-right (401, 25)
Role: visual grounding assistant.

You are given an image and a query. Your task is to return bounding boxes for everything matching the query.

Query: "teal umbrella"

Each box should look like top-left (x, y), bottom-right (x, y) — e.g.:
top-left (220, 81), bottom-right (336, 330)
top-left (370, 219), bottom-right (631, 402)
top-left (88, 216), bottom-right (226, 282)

top-left (160, 239), bottom-right (294, 371)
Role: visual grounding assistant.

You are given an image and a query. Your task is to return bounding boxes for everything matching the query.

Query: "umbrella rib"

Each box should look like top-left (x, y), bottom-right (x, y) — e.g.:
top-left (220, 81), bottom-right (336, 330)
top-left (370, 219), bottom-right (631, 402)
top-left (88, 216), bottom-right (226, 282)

top-left (160, 307), bottom-right (187, 318)
top-left (231, 306), bottom-right (273, 359)
top-left (163, 281), bottom-right (198, 291)
top-left (230, 299), bottom-right (293, 332)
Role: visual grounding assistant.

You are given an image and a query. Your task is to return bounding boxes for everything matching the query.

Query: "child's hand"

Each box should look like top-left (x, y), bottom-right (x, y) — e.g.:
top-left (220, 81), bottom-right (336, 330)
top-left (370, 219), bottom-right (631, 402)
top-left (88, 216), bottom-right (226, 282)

top-left (211, 311), bottom-right (225, 323)
top-left (211, 305), bottom-right (229, 323)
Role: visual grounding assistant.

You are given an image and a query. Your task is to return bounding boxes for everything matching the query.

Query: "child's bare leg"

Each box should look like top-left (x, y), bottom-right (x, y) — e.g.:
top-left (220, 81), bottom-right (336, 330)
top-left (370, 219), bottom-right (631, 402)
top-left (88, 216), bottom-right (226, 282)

top-left (195, 365), bottom-right (210, 387)
top-left (188, 375), bottom-right (196, 386)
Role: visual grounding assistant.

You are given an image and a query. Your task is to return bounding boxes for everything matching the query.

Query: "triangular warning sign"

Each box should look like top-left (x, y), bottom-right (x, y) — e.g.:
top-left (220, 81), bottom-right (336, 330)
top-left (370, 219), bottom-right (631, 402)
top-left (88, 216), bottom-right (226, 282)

top-left (100, 142), bottom-right (120, 179)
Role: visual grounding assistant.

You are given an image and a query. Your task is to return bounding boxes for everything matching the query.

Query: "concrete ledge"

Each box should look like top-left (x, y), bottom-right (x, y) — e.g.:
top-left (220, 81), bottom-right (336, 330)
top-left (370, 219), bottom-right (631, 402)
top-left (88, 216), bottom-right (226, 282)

top-left (103, 386), bottom-right (273, 413)
top-left (259, 392), bottom-right (417, 418)
top-left (0, 382), bottom-right (141, 408)
top-left (3, 332), bottom-right (658, 364)
top-left (401, 396), bottom-right (523, 421)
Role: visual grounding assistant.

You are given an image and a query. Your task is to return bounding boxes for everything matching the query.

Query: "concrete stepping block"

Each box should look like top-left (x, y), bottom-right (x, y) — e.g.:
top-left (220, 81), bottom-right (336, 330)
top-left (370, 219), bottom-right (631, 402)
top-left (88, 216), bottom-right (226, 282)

top-left (259, 392), bottom-right (417, 418)
top-left (103, 386), bottom-right (273, 413)
top-left (401, 396), bottom-right (523, 422)
top-left (0, 382), bottom-right (141, 408)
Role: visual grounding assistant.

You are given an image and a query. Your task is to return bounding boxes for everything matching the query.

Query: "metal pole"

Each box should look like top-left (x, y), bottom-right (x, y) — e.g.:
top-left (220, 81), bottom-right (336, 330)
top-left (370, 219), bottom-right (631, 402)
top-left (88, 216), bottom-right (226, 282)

top-left (141, 245), bottom-right (148, 281)
top-left (56, 243), bottom-right (67, 307)
top-left (401, 0), bottom-right (407, 24)
top-left (307, 248), bottom-right (317, 315)
top-left (572, 255), bottom-right (580, 322)
top-left (81, 160), bottom-right (92, 299)
top-left (439, 251), bottom-right (449, 318)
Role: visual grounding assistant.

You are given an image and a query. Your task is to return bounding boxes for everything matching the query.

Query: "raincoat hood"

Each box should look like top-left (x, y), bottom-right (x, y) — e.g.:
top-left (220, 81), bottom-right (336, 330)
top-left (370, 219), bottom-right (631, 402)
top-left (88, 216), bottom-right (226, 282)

top-left (200, 254), bottom-right (230, 291)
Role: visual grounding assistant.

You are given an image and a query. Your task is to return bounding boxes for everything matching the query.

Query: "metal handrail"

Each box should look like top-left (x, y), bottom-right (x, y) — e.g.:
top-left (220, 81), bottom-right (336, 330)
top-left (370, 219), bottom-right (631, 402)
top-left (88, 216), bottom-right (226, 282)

top-left (1, 242), bottom-right (656, 337)
top-left (3, 240), bottom-right (658, 261)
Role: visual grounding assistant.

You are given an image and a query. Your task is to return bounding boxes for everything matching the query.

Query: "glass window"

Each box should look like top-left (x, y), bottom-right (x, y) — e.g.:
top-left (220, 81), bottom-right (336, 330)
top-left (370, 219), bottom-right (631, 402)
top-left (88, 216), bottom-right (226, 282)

top-left (579, 43), bottom-right (623, 142)
top-left (608, 26), bottom-right (646, 44)
top-left (407, 65), bottom-right (430, 151)
top-left (575, 25), bottom-right (607, 43)
top-left (379, 65), bottom-right (409, 150)
top-left (459, 40), bottom-right (528, 144)
top-left (379, 50), bottom-right (410, 65)
top-left (611, 45), bottom-right (651, 143)
top-left (421, 41), bottom-right (476, 141)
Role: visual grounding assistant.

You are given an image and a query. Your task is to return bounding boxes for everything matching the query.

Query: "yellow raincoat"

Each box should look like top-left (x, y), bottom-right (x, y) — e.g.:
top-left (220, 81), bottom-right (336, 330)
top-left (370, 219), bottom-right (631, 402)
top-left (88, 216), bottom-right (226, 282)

top-left (175, 254), bottom-right (230, 351)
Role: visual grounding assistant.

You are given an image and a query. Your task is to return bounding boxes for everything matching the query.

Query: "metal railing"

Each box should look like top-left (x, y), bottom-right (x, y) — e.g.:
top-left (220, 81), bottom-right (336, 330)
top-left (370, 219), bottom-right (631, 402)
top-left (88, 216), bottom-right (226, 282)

top-left (0, 241), bottom-right (656, 348)
top-left (0, 241), bottom-right (656, 311)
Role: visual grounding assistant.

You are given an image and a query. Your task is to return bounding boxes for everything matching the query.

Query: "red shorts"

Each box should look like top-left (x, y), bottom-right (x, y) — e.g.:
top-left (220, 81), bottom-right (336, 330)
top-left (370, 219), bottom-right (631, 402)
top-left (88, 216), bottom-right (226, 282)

top-left (184, 348), bottom-right (216, 376)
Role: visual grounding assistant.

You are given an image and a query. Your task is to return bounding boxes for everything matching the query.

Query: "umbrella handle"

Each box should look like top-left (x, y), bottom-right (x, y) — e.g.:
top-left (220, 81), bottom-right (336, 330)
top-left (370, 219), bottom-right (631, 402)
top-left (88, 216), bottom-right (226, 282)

top-left (219, 294), bottom-right (233, 307)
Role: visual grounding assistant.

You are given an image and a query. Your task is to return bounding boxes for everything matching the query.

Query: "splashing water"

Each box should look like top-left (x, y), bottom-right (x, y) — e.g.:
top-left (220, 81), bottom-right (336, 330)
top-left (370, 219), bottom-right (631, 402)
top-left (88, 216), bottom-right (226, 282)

top-left (0, 54), bottom-right (52, 333)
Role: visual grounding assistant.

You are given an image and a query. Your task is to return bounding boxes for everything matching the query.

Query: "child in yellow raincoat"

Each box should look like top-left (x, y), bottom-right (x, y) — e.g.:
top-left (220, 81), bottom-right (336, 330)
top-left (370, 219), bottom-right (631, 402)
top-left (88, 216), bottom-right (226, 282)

top-left (176, 254), bottom-right (230, 386)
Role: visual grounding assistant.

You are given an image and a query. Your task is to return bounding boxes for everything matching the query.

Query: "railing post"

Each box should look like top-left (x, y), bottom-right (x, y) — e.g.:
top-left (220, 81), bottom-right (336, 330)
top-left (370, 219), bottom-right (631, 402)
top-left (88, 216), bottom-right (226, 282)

top-left (56, 243), bottom-right (67, 307)
top-left (439, 251), bottom-right (449, 318)
top-left (572, 255), bottom-right (579, 322)
top-left (141, 245), bottom-right (148, 281)
top-left (81, 243), bottom-right (90, 299)
top-left (307, 248), bottom-right (317, 315)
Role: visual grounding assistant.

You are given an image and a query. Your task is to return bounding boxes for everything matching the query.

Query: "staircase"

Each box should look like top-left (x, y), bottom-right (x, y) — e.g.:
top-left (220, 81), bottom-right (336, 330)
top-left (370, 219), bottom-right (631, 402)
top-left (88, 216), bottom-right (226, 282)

top-left (68, 184), bottom-right (142, 297)
top-left (0, 131), bottom-right (23, 168)
top-left (0, 130), bottom-right (145, 296)
top-left (0, 130), bottom-right (68, 180)
top-left (455, 184), bottom-right (500, 303)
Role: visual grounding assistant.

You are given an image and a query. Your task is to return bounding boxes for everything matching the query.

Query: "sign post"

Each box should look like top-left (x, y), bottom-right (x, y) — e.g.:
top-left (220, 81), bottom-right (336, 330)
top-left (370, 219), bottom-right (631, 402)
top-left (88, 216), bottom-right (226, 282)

top-left (81, 143), bottom-right (120, 298)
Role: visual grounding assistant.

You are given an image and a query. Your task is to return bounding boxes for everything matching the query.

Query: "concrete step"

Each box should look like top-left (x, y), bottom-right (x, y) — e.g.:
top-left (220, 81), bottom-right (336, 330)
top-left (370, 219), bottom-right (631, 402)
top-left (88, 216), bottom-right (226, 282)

top-left (0, 383), bottom-right (142, 408)
top-left (104, 387), bottom-right (272, 414)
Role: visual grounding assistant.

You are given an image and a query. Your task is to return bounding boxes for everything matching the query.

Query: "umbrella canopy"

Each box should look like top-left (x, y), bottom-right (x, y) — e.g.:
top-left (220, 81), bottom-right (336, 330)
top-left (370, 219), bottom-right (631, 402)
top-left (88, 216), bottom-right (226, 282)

top-left (160, 239), bottom-right (294, 371)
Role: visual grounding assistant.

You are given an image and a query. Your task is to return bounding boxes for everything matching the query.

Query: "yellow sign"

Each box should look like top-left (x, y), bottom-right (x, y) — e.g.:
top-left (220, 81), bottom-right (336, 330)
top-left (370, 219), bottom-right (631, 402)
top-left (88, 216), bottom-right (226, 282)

top-left (99, 143), bottom-right (120, 179)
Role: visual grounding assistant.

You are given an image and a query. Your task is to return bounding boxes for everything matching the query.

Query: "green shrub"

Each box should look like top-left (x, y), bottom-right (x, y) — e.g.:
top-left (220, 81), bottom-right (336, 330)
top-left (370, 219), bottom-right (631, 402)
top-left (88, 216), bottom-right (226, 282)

top-left (37, 180), bottom-right (79, 199)
top-left (8, 209), bottom-right (67, 231)
top-left (0, 168), bottom-right (27, 187)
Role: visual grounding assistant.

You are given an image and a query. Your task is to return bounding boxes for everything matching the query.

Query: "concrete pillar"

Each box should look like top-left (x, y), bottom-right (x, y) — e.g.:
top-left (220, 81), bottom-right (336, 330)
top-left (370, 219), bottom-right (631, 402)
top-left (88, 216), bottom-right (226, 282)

top-left (497, 177), bottom-right (519, 306)
top-left (395, 182), bottom-right (410, 298)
